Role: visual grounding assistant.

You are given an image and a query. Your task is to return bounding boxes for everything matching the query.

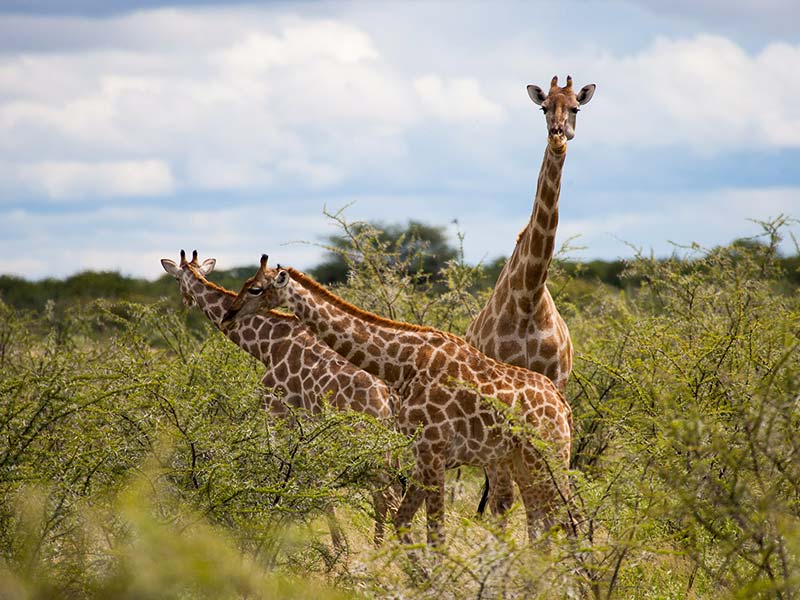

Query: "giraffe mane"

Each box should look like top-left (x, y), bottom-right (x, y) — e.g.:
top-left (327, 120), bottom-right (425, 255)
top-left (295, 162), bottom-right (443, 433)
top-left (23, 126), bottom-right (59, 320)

top-left (286, 267), bottom-right (464, 341)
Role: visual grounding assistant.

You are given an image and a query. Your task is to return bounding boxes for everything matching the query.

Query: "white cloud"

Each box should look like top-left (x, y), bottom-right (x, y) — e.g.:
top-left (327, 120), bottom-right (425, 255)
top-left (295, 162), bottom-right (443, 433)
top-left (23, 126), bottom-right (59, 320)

top-left (490, 33), bottom-right (800, 155)
top-left (2, 6), bottom-right (799, 203)
top-left (13, 159), bottom-right (174, 199)
top-left (414, 75), bottom-right (505, 123)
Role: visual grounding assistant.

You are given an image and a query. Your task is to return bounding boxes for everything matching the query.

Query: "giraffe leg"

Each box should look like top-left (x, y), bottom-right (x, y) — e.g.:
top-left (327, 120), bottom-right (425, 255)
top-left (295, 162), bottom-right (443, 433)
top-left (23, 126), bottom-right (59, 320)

top-left (487, 463), bottom-right (515, 520)
top-left (423, 454), bottom-right (446, 548)
top-left (324, 506), bottom-right (346, 552)
top-left (373, 490), bottom-right (387, 545)
top-left (510, 446), bottom-right (566, 543)
top-left (394, 482), bottom-right (427, 546)
top-left (394, 449), bottom-right (447, 548)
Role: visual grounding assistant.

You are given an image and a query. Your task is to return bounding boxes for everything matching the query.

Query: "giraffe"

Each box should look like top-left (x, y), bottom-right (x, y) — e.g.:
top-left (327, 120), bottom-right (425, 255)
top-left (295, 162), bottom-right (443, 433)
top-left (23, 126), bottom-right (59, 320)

top-left (160, 250), bottom-right (400, 543)
top-left (221, 255), bottom-right (574, 548)
top-left (466, 75), bottom-right (595, 516)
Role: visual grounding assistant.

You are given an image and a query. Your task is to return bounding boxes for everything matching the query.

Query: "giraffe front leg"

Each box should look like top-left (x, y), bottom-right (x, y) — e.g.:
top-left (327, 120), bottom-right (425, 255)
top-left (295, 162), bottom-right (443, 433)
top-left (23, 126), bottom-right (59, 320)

top-left (423, 454), bottom-right (446, 548)
top-left (394, 481), bottom-right (426, 547)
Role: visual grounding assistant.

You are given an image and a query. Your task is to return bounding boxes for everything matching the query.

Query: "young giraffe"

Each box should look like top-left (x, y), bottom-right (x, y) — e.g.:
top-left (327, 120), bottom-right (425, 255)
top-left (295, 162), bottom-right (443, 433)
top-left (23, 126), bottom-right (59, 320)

top-left (466, 76), bottom-right (595, 515)
top-left (160, 250), bottom-right (400, 543)
top-left (221, 255), bottom-right (574, 547)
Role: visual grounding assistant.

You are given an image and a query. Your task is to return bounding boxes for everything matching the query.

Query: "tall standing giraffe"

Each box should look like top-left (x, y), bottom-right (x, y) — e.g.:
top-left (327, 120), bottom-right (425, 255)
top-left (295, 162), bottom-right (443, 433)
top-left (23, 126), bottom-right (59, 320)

top-left (160, 250), bottom-right (400, 543)
top-left (466, 76), bottom-right (595, 515)
top-left (221, 255), bottom-right (574, 547)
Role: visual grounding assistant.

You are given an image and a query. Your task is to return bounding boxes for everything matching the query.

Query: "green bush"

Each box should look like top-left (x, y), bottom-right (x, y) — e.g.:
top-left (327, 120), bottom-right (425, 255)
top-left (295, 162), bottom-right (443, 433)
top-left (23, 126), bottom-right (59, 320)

top-left (0, 212), bottom-right (798, 598)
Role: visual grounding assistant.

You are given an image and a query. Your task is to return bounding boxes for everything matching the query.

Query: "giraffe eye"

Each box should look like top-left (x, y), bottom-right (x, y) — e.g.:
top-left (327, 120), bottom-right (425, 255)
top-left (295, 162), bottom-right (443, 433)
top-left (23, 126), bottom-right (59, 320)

top-left (248, 287), bottom-right (264, 296)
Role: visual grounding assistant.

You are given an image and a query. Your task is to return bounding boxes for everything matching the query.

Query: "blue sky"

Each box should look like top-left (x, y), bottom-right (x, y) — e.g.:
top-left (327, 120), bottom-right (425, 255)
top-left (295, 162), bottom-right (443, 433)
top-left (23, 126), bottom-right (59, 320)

top-left (1, 0), bottom-right (798, 279)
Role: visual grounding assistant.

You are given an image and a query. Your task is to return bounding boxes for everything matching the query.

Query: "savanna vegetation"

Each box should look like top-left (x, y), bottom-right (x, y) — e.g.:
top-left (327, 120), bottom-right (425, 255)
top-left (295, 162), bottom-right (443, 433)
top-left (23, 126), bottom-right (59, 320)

top-left (0, 212), bottom-right (798, 599)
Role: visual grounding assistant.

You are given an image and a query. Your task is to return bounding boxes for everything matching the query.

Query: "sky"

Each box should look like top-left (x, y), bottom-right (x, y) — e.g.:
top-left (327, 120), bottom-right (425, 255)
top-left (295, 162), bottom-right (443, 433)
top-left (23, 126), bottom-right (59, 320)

top-left (1, 0), bottom-right (799, 280)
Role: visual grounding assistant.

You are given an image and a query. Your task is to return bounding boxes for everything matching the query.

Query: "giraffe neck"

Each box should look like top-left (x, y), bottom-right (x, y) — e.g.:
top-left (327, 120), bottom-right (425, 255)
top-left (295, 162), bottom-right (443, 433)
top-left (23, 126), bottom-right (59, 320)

top-left (183, 265), bottom-right (236, 326)
top-left (281, 269), bottom-right (433, 386)
top-left (511, 143), bottom-right (567, 298)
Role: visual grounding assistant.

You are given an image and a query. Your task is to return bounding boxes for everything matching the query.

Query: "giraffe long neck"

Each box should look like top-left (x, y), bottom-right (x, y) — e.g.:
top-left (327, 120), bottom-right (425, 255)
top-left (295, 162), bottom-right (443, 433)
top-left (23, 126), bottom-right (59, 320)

top-left (281, 269), bottom-right (430, 386)
top-left (510, 143), bottom-right (567, 298)
top-left (183, 266), bottom-right (235, 326)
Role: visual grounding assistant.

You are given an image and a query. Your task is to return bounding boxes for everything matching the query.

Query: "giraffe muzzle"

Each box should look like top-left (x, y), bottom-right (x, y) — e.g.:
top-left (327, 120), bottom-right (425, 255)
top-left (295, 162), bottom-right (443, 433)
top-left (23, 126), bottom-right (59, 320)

top-left (220, 308), bottom-right (238, 328)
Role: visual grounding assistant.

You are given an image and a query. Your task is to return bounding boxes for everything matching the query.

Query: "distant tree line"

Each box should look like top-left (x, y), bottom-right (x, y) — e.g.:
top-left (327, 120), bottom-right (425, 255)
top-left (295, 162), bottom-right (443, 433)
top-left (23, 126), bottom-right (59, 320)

top-left (1, 220), bottom-right (797, 312)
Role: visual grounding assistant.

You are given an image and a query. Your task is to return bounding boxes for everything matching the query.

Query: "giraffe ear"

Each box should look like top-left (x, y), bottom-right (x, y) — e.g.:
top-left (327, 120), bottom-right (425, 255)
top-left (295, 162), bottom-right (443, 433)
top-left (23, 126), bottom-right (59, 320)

top-left (161, 259), bottom-right (182, 279)
top-left (527, 84), bottom-right (547, 105)
top-left (577, 84), bottom-right (596, 105)
top-left (274, 270), bottom-right (290, 288)
top-left (199, 258), bottom-right (216, 275)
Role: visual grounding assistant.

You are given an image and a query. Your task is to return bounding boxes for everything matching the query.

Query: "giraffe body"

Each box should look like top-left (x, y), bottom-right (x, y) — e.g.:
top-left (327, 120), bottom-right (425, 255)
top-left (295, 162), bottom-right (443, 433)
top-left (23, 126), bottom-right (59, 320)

top-left (466, 141), bottom-right (572, 391)
top-left (223, 257), bottom-right (574, 546)
top-left (161, 251), bottom-right (399, 543)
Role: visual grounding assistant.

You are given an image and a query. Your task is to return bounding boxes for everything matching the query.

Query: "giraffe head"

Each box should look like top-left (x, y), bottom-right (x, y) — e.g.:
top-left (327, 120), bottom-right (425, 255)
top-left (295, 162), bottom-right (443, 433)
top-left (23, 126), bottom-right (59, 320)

top-left (527, 75), bottom-right (595, 145)
top-left (221, 254), bottom-right (287, 326)
top-left (160, 249), bottom-right (216, 307)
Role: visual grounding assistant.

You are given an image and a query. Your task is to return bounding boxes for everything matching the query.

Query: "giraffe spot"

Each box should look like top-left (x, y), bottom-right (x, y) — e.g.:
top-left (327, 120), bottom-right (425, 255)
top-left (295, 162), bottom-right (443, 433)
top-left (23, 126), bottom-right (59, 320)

top-left (495, 283), bottom-right (509, 308)
top-left (386, 343), bottom-right (400, 358)
top-left (406, 407), bottom-right (426, 424)
top-left (338, 340), bottom-right (352, 357)
top-left (519, 295), bottom-right (534, 315)
top-left (286, 375), bottom-right (301, 392)
top-left (274, 362), bottom-right (289, 381)
top-left (383, 362), bottom-right (400, 383)
top-left (429, 351), bottom-right (446, 373)
top-left (228, 331), bottom-right (241, 344)
top-left (543, 239), bottom-right (554, 258)
top-left (544, 362), bottom-right (560, 382)
top-left (367, 343), bottom-right (381, 356)
top-left (273, 322), bottom-right (292, 338)
top-left (531, 359), bottom-right (548, 374)
top-left (454, 389), bottom-right (477, 413)
top-left (424, 427), bottom-right (440, 441)
top-left (499, 340), bottom-right (522, 358)
top-left (509, 268), bottom-right (524, 291)
top-left (538, 337), bottom-right (558, 359)
top-left (398, 346), bottom-right (415, 363)
top-left (287, 343), bottom-right (302, 366)
top-left (530, 236), bottom-right (544, 260)
top-left (323, 333), bottom-right (337, 348)
top-left (351, 350), bottom-right (365, 365)
top-left (479, 316), bottom-right (496, 341)
top-left (364, 360), bottom-right (380, 374)
top-left (497, 316), bottom-right (515, 337)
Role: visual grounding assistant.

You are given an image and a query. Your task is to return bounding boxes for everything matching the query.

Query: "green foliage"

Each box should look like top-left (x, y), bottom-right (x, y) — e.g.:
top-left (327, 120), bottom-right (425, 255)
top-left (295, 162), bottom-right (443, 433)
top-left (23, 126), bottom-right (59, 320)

top-left (0, 212), bottom-right (798, 598)
top-left (0, 298), bottom-right (406, 598)
top-left (566, 216), bottom-right (800, 598)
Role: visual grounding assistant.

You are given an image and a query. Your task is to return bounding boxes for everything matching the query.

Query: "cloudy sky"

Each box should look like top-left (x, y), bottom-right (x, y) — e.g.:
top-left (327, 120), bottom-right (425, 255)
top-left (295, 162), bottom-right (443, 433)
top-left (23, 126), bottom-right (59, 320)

top-left (1, 0), bottom-right (798, 279)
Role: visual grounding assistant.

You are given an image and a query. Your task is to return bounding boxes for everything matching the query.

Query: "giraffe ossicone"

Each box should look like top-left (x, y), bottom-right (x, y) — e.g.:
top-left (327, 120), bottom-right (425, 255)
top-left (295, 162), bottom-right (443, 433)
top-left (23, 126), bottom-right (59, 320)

top-left (222, 254), bottom-right (575, 547)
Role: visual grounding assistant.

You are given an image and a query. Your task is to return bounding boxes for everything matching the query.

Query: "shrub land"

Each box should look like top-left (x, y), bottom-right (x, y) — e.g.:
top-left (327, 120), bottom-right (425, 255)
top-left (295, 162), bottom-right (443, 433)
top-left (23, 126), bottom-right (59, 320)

top-left (0, 215), bottom-right (798, 599)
